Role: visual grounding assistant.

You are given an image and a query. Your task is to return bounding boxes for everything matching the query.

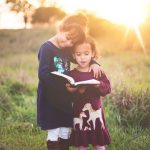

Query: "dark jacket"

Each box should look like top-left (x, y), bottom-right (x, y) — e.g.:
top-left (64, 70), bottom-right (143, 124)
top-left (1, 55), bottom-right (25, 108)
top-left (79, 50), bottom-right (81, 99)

top-left (37, 41), bottom-right (73, 130)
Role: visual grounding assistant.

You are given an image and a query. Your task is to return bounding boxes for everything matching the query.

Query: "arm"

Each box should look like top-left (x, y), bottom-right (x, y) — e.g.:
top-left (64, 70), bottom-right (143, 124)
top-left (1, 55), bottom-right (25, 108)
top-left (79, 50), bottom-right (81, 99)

top-left (66, 83), bottom-right (78, 93)
top-left (66, 84), bottom-right (87, 94)
top-left (89, 71), bottom-right (111, 97)
top-left (96, 72), bottom-right (111, 96)
top-left (38, 43), bottom-right (61, 91)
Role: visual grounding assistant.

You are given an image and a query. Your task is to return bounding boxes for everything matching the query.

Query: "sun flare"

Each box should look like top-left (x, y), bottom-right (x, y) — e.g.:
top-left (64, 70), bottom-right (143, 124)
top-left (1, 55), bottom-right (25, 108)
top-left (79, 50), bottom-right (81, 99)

top-left (54, 0), bottom-right (148, 27)
top-left (54, 0), bottom-right (148, 53)
top-left (98, 0), bottom-right (148, 27)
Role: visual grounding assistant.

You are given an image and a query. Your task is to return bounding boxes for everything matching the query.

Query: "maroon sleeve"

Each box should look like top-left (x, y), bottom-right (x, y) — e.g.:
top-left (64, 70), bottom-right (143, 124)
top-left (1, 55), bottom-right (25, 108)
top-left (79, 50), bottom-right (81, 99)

top-left (98, 72), bottom-right (111, 96)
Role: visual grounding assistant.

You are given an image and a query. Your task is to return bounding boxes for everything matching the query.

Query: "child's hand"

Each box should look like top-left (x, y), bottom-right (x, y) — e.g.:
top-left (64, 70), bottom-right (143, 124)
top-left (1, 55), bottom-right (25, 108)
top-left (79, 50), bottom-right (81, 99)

top-left (77, 85), bottom-right (87, 94)
top-left (89, 64), bottom-right (104, 79)
top-left (66, 83), bottom-right (78, 92)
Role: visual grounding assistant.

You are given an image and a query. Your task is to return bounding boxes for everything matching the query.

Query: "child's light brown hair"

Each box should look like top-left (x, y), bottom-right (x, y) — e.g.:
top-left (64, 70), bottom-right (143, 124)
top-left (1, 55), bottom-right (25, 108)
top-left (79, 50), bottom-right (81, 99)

top-left (73, 35), bottom-right (98, 59)
top-left (57, 12), bottom-right (89, 45)
top-left (59, 12), bottom-right (88, 33)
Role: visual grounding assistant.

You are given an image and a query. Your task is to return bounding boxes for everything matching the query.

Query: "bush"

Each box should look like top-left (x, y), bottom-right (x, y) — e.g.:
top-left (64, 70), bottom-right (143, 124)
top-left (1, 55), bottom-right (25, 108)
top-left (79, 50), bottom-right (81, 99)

top-left (111, 86), bottom-right (150, 127)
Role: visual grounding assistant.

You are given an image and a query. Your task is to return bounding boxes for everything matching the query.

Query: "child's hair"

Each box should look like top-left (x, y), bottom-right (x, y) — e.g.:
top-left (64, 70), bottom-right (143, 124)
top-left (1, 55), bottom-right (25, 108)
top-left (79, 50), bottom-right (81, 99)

top-left (73, 35), bottom-right (98, 59)
top-left (57, 12), bottom-right (89, 45)
top-left (59, 12), bottom-right (88, 33)
top-left (62, 23), bottom-right (86, 44)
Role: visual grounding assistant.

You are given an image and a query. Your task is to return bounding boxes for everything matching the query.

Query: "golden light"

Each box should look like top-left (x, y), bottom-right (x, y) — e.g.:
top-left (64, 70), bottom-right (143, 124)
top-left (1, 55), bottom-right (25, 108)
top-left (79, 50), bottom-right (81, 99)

top-left (28, 0), bottom-right (149, 27)
top-left (54, 0), bottom-right (149, 53)
top-left (99, 0), bottom-right (148, 27)
top-left (53, 0), bottom-right (149, 27)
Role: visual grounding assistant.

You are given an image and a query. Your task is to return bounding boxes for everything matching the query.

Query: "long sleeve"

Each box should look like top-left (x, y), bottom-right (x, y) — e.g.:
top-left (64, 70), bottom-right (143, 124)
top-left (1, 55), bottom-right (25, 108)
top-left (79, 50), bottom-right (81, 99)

top-left (38, 44), bottom-right (54, 85)
top-left (38, 43), bottom-right (64, 93)
top-left (98, 72), bottom-right (111, 96)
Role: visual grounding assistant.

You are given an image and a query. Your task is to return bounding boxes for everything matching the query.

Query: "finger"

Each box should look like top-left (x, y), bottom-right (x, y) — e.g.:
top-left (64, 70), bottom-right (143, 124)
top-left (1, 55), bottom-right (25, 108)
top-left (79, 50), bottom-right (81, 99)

top-left (95, 70), bottom-right (98, 79)
top-left (98, 69), bottom-right (102, 77)
top-left (100, 66), bottom-right (104, 73)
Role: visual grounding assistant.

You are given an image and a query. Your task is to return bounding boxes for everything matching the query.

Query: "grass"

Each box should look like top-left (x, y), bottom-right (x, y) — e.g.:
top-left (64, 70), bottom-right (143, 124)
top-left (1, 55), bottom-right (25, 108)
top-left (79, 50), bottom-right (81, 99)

top-left (0, 27), bottom-right (150, 150)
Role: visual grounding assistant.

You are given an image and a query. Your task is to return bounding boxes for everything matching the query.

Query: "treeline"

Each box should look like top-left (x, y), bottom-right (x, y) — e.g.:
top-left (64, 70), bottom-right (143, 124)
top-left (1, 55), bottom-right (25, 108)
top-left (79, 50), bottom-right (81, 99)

top-left (5, 0), bottom-right (150, 52)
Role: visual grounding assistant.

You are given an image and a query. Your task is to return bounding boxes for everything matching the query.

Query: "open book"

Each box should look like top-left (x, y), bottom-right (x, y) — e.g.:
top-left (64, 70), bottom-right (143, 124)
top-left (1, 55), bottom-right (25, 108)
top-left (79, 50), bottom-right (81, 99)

top-left (51, 71), bottom-right (100, 86)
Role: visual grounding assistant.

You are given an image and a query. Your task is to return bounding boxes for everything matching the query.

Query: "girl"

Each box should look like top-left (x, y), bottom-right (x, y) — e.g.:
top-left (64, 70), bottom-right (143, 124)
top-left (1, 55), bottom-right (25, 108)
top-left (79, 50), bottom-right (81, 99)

top-left (66, 36), bottom-right (111, 150)
top-left (37, 13), bottom-right (102, 150)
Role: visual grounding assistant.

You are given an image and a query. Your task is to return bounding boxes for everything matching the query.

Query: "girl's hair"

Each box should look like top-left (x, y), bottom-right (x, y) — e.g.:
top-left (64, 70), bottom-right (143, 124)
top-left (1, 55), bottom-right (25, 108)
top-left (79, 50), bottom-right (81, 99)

top-left (59, 12), bottom-right (88, 33)
top-left (57, 12), bottom-right (89, 45)
top-left (73, 36), bottom-right (98, 59)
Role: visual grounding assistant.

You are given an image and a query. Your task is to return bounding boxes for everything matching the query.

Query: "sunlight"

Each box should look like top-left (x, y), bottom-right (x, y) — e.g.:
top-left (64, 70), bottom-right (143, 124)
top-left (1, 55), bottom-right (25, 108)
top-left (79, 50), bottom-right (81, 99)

top-left (133, 25), bottom-right (146, 53)
top-left (53, 0), bottom-right (148, 53)
top-left (28, 0), bottom-right (149, 27)
top-left (96, 0), bottom-right (148, 27)
top-left (53, 0), bottom-right (149, 27)
top-left (0, 1), bottom-right (25, 29)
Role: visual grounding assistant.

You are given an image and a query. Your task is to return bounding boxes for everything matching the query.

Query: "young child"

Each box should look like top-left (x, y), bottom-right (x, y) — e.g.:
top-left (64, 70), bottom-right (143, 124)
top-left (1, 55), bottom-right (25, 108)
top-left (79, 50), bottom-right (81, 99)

top-left (37, 13), bottom-right (102, 150)
top-left (66, 36), bottom-right (111, 150)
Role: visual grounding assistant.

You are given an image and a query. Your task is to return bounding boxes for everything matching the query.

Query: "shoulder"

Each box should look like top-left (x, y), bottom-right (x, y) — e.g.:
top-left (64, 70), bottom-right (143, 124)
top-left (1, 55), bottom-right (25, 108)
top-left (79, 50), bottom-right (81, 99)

top-left (39, 41), bottom-right (52, 51)
top-left (38, 41), bottom-right (56, 56)
top-left (70, 68), bottom-right (78, 74)
top-left (65, 68), bottom-right (77, 76)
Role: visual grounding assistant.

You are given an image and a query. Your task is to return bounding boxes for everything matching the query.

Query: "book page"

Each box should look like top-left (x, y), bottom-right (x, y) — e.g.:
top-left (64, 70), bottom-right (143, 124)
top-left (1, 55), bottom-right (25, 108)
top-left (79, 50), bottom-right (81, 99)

top-left (51, 71), bottom-right (75, 84)
top-left (74, 79), bottom-right (100, 86)
top-left (51, 71), bottom-right (100, 86)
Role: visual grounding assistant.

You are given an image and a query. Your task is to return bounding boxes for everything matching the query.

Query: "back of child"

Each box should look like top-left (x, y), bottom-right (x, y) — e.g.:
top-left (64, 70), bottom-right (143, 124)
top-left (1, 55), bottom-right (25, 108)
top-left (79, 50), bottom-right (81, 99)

top-left (66, 36), bottom-right (111, 150)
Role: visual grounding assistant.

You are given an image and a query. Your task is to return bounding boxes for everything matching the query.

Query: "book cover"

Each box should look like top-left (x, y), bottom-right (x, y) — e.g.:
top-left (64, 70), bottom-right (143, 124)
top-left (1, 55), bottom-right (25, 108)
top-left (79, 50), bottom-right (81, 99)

top-left (51, 71), bottom-right (100, 86)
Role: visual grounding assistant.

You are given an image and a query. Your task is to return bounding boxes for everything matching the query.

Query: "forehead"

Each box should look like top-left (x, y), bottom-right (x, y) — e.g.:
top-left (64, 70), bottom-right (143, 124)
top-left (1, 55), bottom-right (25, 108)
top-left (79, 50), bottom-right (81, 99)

top-left (67, 28), bottom-right (80, 39)
top-left (75, 43), bottom-right (92, 52)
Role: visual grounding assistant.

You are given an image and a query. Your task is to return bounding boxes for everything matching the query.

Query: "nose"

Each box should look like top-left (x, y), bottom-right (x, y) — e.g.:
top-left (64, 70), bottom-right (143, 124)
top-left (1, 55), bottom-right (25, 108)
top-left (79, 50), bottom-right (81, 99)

top-left (80, 54), bottom-right (85, 59)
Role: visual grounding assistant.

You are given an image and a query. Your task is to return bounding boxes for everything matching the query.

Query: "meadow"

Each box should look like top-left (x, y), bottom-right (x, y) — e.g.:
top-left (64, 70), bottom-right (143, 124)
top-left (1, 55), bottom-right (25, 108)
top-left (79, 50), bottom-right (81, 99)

top-left (0, 27), bottom-right (150, 150)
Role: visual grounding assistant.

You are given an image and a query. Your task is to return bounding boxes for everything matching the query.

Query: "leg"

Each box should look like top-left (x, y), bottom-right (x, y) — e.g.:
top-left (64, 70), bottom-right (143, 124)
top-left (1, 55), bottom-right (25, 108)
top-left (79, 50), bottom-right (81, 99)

top-left (59, 127), bottom-right (71, 150)
top-left (47, 128), bottom-right (60, 150)
top-left (47, 140), bottom-right (59, 150)
top-left (94, 145), bottom-right (105, 150)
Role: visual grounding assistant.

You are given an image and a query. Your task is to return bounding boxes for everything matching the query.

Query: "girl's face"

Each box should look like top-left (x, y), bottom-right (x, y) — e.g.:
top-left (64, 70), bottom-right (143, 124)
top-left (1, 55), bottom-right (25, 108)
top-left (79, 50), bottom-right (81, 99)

top-left (57, 28), bottom-right (79, 49)
top-left (73, 43), bottom-right (95, 70)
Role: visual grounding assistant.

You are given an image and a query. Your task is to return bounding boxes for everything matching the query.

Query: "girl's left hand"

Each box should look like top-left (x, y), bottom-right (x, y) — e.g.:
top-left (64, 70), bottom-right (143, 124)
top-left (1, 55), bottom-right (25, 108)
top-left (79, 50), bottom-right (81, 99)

top-left (89, 64), bottom-right (104, 79)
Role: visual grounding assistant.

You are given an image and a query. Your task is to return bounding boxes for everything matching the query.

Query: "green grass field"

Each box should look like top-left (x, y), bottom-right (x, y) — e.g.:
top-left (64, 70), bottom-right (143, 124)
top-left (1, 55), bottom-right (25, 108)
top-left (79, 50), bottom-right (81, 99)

top-left (0, 28), bottom-right (150, 150)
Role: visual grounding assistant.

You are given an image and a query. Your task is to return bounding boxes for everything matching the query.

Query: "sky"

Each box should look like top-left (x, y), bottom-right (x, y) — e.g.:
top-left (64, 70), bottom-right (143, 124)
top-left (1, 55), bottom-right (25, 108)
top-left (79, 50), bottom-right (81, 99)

top-left (0, 0), bottom-right (149, 29)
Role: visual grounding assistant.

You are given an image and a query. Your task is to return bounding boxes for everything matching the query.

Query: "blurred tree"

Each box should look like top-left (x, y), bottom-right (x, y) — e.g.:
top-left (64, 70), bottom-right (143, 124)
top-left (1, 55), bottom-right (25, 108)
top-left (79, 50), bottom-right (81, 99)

top-left (6, 0), bottom-right (34, 29)
top-left (32, 6), bottom-right (66, 24)
top-left (78, 10), bottom-right (115, 37)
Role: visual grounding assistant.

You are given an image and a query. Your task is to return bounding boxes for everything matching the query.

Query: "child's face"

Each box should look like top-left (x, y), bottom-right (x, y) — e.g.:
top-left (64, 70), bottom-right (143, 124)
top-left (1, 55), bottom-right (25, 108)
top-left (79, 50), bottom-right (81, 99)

top-left (57, 28), bottom-right (79, 49)
top-left (73, 43), bottom-right (95, 69)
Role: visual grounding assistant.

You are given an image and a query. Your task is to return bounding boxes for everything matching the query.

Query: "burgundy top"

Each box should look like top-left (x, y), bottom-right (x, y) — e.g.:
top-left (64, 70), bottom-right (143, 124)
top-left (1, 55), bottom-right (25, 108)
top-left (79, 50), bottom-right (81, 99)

top-left (68, 68), bottom-right (111, 147)
top-left (68, 68), bottom-right (111, 116)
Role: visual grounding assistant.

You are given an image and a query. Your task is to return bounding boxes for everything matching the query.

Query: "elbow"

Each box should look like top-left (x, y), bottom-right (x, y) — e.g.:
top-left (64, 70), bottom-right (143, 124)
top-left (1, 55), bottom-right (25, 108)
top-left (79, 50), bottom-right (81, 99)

top-left (38, 72), bottom-right (44, 81)
top-left (38, 71), bottom-right (49, 83)
top-left (100, 86), bottom-right (111, 97)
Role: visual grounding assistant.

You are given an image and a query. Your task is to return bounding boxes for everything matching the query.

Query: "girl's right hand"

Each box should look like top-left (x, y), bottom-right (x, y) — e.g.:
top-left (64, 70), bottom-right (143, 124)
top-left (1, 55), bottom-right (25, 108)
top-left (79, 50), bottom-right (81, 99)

top-left (77, 85), bottom-right (87, 94)
top-left (66, 83), bottom-right (78, 92)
